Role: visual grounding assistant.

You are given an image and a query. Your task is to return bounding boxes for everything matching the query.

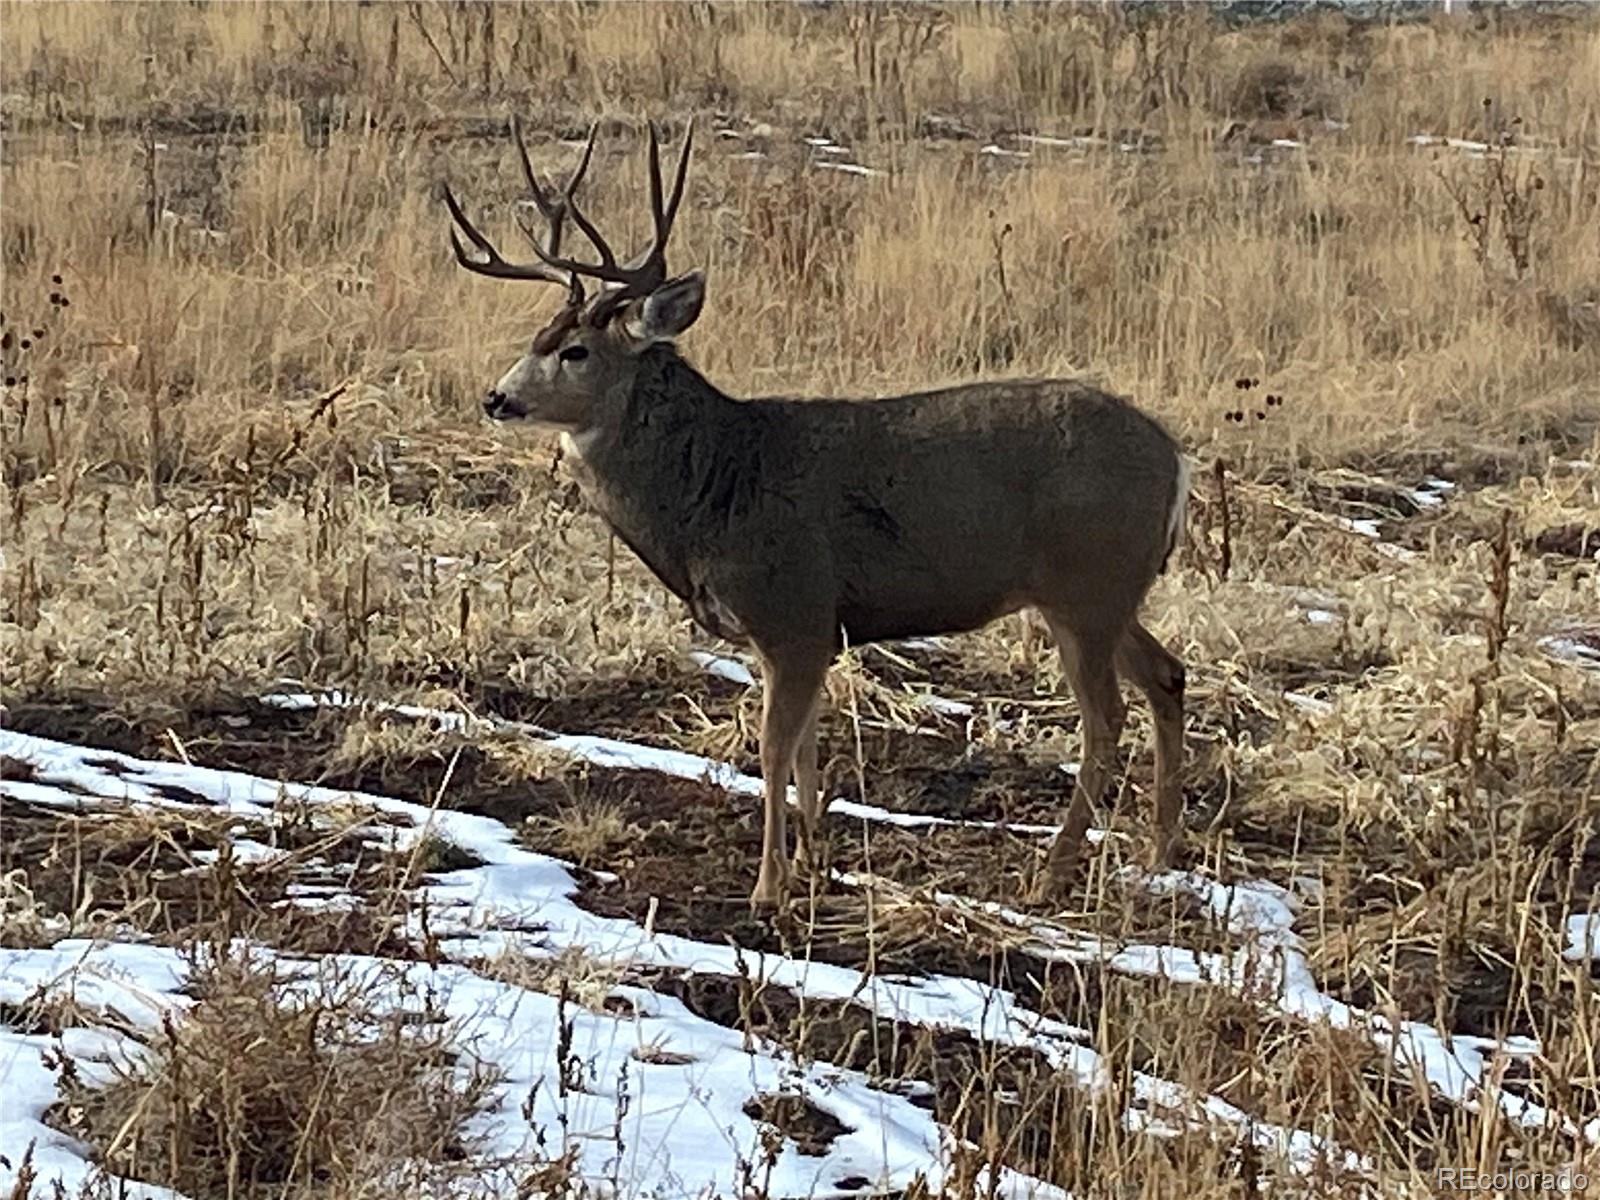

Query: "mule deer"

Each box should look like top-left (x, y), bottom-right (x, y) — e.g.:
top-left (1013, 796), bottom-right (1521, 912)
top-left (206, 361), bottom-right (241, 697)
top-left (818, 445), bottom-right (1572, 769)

top-left (443, 119), bottom-right (1191, 910)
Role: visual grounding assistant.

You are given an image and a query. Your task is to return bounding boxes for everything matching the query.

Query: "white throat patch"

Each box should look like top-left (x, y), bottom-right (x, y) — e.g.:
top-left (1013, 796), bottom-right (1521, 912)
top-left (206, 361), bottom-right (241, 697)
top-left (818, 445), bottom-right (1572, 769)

top-left (561, 428), bottom-right (603, 461)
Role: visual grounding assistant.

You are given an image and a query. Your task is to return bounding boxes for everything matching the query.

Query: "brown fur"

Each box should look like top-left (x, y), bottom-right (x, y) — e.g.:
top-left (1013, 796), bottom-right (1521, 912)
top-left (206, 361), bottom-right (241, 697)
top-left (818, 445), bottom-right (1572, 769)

top-left (447, 122), bottom-right (1190, 910)
top-left (544, 341), bottom-right (1189, 908)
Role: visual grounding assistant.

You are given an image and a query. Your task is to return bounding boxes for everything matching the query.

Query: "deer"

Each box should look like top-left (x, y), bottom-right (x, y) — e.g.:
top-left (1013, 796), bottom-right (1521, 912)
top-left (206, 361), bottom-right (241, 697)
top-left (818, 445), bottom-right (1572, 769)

top-left (442, 118), bottom-right (1192, 912)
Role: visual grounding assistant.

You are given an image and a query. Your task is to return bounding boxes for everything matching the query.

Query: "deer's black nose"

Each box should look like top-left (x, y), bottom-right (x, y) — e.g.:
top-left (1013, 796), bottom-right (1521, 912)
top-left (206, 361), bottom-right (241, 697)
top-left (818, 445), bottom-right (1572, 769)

top-left (483, 390), bottom-right (506, 418)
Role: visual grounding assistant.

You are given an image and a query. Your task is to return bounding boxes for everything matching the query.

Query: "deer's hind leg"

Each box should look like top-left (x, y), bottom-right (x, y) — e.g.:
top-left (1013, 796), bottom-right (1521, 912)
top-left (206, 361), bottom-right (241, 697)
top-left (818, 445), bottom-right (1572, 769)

top-left (1115, 620), bottom-right (1186, 869)
top-left (1037, 613), bottom-right (1128, 901)
top-left (752, 645), bottom-right (830, 911)
top-left (791, 704), bottom-right (823, 873)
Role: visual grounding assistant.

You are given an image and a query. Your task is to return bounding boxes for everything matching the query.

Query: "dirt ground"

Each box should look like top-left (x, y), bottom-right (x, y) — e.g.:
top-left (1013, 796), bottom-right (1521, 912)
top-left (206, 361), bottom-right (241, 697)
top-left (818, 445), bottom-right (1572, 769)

top-left (3, 2), bottom-right (1599, 1196)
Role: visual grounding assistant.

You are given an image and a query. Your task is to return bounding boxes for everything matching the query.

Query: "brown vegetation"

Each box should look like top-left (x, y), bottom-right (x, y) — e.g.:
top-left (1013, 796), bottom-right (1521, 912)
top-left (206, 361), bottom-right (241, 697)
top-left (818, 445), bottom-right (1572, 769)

top-left (2, 2), bottom-right (1599, 1197)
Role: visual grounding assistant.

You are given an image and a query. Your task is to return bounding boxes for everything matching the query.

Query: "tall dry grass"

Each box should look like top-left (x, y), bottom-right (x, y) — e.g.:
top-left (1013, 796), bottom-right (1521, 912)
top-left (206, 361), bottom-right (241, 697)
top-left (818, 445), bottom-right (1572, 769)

top-left (1, 0), bottom-right (1597, 712)
top-left (1, 11), bottom-right (1599, 1196)
top-left (2, 2), bottom-right (1596, 472)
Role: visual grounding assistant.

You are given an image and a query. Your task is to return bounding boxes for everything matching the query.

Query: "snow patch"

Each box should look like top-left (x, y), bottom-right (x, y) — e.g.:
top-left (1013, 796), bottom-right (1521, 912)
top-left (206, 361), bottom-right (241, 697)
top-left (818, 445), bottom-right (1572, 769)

top-left (1563, 913), bottom-right (1599, 964)
top-left (258, 691), bottom-right (1055, 839)
top-left (0, 729), bottom-right (1083, 1197)
top-left (688, 649), bottom-right (757, 687)
top-left (814, 161), bottom-right (881, 178)
top-left (906, 868), bottom-right (1590, 1148)
top-left (1282, 691), bottom-right (1335, 717)
top-left (1539, 635), bottom-right (1600, 670)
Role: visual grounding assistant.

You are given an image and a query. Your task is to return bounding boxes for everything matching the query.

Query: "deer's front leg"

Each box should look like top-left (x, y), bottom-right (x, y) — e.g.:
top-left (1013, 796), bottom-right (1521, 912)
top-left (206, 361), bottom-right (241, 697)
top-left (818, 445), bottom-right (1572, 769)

top-left (751, 649), bottom-right (829, 911)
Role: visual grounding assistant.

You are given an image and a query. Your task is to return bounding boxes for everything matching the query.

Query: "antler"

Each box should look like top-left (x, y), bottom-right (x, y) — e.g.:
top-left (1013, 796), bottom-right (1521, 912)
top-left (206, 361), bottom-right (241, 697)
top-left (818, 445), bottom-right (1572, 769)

top-left (526, 119), bottom-right (695, 301)
top-left (444, 117), bottom-right (696, 319)
top-left (441, 117), bottom-right (599, 303)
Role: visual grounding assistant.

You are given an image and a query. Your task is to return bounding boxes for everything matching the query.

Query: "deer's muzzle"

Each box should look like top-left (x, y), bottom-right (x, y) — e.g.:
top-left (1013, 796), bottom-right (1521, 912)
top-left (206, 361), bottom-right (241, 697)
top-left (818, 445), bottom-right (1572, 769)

top-left (483, 389), bottom-right (523, 420)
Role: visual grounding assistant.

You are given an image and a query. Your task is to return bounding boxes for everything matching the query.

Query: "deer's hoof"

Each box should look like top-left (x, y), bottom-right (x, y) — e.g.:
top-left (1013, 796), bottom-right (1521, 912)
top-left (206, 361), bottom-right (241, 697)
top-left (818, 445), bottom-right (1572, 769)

top-left (790, 842), bottom-right (820, 877)
top-left (749, 868), bottom-right (790, 913)
top-left (1028, 873), bottom-right (1070, 907)
top-left (1032, 846), bottom-right (1084, 906)
top-left (1146, 836), bottom-right (1181, 872)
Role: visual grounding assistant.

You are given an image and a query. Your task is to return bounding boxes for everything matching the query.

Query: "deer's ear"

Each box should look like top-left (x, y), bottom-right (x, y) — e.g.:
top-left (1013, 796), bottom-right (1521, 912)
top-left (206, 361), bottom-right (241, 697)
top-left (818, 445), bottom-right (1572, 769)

top-left (626, 271), bottom-right (705, 344)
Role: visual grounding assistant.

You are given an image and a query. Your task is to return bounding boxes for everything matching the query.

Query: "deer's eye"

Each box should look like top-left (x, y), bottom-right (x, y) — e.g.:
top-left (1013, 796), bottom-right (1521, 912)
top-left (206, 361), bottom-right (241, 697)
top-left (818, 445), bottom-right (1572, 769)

top-left (559, 345), bottom-right (589, 363)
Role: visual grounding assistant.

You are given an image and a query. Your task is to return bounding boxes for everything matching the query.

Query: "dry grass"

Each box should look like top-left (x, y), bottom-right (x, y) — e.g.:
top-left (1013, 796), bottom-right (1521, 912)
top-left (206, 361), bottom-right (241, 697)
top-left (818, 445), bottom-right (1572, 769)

top-left (2, 2), bottom-right (1596, 707)
top-left (48, 943), bottom-right (496, 1197)
top-left (2, 2), bottom-right (1600, 1197)
top-left (537, 794), bottom-right (641, 868)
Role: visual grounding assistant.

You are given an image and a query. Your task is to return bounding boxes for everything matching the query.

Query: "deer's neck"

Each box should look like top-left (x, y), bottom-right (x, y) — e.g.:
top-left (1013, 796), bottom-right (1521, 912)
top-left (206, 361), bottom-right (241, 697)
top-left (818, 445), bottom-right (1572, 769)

top-left (628, 344), bottom-right (735, 427)
top-left (569, 347), bottom-right (740, 597)
top-left (580, 346), bottom-right (734, 464)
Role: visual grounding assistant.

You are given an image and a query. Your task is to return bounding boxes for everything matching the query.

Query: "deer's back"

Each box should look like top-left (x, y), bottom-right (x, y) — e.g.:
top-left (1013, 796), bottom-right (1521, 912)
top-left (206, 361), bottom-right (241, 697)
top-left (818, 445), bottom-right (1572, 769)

top-left (588, 364), bottom-right (1183, 647)
top-left (749, 378), bottom-right (1183, 643)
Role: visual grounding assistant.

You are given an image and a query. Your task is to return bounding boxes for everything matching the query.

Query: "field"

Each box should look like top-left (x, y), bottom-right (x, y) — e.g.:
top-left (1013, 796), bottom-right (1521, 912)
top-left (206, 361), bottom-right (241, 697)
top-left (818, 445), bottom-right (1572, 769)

top-left (2, 1), bottom-right (1599, 1196)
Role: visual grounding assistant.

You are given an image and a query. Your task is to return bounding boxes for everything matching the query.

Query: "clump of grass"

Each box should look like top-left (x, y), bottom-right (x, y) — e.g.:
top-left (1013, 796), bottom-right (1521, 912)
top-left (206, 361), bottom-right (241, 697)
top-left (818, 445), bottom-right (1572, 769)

top-left (536, 793), bottom-right (640, 869)
top-left (0, 4), bottom-right (1597, 1193)
top-left (55, 943), bottom-right (496, 1197)
top-left (1227, 54), bottom-right (1338, 122)
top-left (0, 868), bottom-right (68, 949)
top-left (477, 943), bottom-right (628, 1013)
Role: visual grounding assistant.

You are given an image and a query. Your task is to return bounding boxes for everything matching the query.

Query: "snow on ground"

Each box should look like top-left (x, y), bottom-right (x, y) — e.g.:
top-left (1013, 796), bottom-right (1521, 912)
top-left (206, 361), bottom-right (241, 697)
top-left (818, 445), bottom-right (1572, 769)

top-left (259, 688), bottom-right (1072, 840)
top-left (1539, 632), bottom-right (1600, 671)
top-left (0, 727), bottom-right (1076, 1198)
top-left (0, 708), bottom-right (1355, 1195)
top-left (1565, 914), bottom-right (1599, 964)
top-left (3, 937), bottom-right (1040, 1200)
top-left (687, 650), bottom-right (757, 688)
top-left (3, 634), bottom-right (1594, 1193)
top-left (4, 950), bottom-right (933, 1196)
top-left (0, 943), bottom-right (188, 1199)
top-left (719, 121), bottom-right (1564, 184)
top-left (892, 870), bottom-right (1596, 1147)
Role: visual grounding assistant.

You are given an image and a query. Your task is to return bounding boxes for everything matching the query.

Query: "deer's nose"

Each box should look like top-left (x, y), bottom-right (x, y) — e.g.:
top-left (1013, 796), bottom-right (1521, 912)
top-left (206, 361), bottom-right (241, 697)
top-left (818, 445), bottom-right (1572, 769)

top-left (483, 390), bottom-right (507, 418)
